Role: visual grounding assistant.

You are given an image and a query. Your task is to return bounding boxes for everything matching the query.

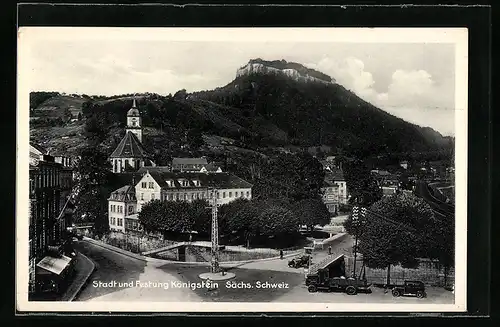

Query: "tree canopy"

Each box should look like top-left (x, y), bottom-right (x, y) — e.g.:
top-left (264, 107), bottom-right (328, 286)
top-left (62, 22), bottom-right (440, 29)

top-left (292, 197), bottom-right (331, 230)
top-left (343, 158), bottom-right (382, 206)
top-left (74, 146), bottom-right (121, 236)
top-left (343, 193), bottom-right (452, 284)
top-left (252, 152), bottom-right (324, 202)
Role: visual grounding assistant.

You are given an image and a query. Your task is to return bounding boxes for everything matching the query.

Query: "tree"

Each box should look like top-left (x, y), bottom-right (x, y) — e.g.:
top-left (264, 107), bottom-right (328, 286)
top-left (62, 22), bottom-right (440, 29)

top-left (186, 128), bottom-right (204, 150)
top-left (74, 147), bottom-right (119, 236)
top-left (253, 152), bottom-right (324, 202)
top-left (293, 197), bottom-right (331, 231)
top-left (219, 198), bottom-right (258, 246)
top-left (84, 112), bottom-right (110, 146)
top-left (258, 202), bottom-right (300, 238)
top-left (344, 159), bottom-right (382, 206)
top-left (343, 193), bottom-right (438, 285)
top-left (62, 108), bottom-right (73, 123)
top-left (139, 200), bottom-right (195, 234)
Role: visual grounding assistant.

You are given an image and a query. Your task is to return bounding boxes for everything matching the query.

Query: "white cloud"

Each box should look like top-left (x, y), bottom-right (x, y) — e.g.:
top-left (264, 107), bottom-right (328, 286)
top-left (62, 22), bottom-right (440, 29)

top-left (307, 56), bottom-right (455, 136)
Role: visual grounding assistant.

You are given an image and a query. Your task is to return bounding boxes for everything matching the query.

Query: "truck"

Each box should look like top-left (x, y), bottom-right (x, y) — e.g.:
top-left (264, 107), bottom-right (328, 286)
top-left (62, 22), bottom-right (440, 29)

top-left (306, 276), bottom-right (372, 295)
top-left (391, 281), bottom-right (427, 298)
top-left (305, 254), bottom-right (372, 295)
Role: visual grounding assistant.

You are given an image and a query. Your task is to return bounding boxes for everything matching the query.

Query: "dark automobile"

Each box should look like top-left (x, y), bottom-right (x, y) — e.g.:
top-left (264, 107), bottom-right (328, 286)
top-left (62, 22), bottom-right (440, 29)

top-left (288, 255), bottom-right (311, 268)
top-left (392, 281), bottom-right (427, 298)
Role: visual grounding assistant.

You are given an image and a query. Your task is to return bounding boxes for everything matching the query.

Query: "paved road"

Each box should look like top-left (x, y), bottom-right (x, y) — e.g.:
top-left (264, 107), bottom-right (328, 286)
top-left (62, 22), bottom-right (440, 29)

top-left (235, 234), bottom-right (354, 273)
top-left (275, 283), bottom-right (455, 303)
top-left (73, 241), bottom-right (201, 302)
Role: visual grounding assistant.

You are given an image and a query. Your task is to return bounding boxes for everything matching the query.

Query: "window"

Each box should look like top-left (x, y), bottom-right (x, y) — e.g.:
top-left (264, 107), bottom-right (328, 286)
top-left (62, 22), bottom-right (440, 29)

top-left (142, 182), bottom-right (147, 188)
top-left (112, 217), bottom-right (116, 225)
top-left (235, 191), bottom-right (238, 197)
top-left (151, 193), bottom-right (155, 200)
top-left (168, 194), bottom-right (173, 201)
top-left (109, 217), bottom-right (113, 224)
top-left (141, 193), bottom-right (144, 200)
top-left (191, 193), bottom-right (195, 200)
top-left (184, 193), bottom-right (187, 200)
top-left (118, 218), bottom-right (123, 227)
top-left (149, 182), bottom-right (154, 189)
top-left (222, 192), bottom-right (226, 198)
top-left (246, 191), bottom-right (250, 197)
top-left (176, 193), bottom-right (180, 201)
top-left (229, 192), bottom-right (232, 198)
top-left (128, 206), bottom-right (134, 214)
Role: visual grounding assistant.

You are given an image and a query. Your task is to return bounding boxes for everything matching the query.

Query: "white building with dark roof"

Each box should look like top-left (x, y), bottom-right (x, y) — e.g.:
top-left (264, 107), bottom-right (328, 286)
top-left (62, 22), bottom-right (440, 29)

top-left (108, 170), bottom-right (253, 233)
top-left (109, 98), bottom-right (156, 173)
top-left (107, 185), bottom-right (139, 232)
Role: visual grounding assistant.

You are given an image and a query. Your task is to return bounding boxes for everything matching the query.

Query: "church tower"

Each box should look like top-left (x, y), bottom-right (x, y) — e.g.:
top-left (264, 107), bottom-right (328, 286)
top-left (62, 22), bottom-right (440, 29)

top-left (126, 98), bottom-right (142, 142)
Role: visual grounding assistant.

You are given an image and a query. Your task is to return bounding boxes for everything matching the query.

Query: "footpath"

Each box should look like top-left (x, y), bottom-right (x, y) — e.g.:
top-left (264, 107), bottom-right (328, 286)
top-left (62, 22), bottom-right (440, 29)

top-left (60, 252), bottom-right (95, 301)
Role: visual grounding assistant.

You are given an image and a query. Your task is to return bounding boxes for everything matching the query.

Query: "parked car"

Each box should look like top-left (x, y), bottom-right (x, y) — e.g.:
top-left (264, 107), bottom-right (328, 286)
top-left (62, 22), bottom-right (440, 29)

top-left (288, 255), bottom-right (311, 268)
top-left (392, 281), bottom-right (427, 298)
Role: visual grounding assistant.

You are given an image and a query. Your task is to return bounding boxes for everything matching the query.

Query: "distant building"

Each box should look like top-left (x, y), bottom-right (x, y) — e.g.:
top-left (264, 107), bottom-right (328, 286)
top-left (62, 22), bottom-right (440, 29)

top-left (381, 186), bottom-right (398, 197)
top-left (324, 168), bottom-right (348, 205)
top-left (371, 169), bottom-right (399, 187)
top-left (108, 98), bottom-right (156, 173)
top-left (171, 157), bottom-right (208, 172)
top-left (321, 181), bottom-right (340, 215)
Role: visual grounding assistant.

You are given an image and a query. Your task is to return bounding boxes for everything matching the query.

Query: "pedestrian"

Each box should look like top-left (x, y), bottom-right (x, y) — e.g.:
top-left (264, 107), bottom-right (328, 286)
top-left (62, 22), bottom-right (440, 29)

top-left (279, 250), bottom-right (284, 260)
top-left (328, 245), bottom-right (332, 255)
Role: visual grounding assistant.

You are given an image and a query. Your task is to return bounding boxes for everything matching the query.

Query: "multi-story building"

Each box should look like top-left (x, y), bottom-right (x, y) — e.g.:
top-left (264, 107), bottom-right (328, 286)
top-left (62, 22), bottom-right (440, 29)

top-left (109, 171), bottom-right (253, 233)
top-left (108, 185), bottom-right (138, 233)
top-left (29, 145), bottom-right (75, 295)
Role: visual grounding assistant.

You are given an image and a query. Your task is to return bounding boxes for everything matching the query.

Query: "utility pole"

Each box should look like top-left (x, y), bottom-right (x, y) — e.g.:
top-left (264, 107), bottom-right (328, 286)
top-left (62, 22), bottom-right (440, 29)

top-left (209, 188), bottom-right (220, 274)
top-left (352, 206), bottom-right (359, 279)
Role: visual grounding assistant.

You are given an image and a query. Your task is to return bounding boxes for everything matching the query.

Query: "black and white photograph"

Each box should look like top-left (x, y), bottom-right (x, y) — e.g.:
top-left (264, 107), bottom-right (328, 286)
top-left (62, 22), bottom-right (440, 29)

top-left (16, 27), bottom-right (468, 312)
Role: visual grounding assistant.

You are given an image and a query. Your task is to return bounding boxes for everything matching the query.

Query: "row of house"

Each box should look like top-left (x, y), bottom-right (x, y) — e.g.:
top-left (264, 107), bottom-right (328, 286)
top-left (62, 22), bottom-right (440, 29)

top-left (29, 144), bottom-right (76, 296)
top-left (106, 99), bottom-right (252, 234)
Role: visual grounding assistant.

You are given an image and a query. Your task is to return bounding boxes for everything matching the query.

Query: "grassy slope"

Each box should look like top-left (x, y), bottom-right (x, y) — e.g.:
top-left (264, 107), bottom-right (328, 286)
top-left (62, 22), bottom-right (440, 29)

top-left (33, 95), bottom-right (87, 118)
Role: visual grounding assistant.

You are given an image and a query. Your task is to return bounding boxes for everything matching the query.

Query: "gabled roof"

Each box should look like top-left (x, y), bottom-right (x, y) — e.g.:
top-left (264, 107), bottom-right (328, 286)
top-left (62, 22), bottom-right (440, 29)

top-left (30, 143), bottom-right (47, 155)
top-left (325, 168), bottom-right (345, 182)
top-left (171, 157), bottom-right (208, 166)
top-left (201, 162), bottom-right (222, 172)
top-left (143, 171), bottom-right (252, 190)
top-left (108, 185), bottom-right (137, 202)
top-left (109, 131), bottom-right (147, 158)
top-left (322, 180), bottom-right (340, 188)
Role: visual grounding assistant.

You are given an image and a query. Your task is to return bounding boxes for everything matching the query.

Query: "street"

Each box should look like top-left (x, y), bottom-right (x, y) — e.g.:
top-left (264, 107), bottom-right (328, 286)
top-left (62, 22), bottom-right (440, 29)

top-left (73, 236), bottom-right (453, 304)
top-left (73, 241), bottom-right (201, 302)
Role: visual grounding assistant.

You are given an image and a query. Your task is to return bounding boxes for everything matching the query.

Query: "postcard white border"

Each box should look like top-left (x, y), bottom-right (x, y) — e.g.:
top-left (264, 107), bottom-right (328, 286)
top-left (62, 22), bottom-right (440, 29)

top-left (16, 27), bottom-right (468, 313)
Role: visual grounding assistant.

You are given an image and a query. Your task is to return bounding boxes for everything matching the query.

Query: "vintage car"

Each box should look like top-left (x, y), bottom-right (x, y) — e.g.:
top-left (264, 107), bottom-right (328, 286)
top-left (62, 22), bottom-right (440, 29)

top-left (392, 280), bottom-right (427, 298)
top-left (288, 255), bottom-right (311, 268)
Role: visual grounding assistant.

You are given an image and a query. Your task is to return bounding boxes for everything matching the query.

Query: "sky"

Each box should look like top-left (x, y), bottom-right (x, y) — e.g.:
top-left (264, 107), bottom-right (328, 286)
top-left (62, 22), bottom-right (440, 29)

top-left (25, 37), bottom-right (457, 136)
